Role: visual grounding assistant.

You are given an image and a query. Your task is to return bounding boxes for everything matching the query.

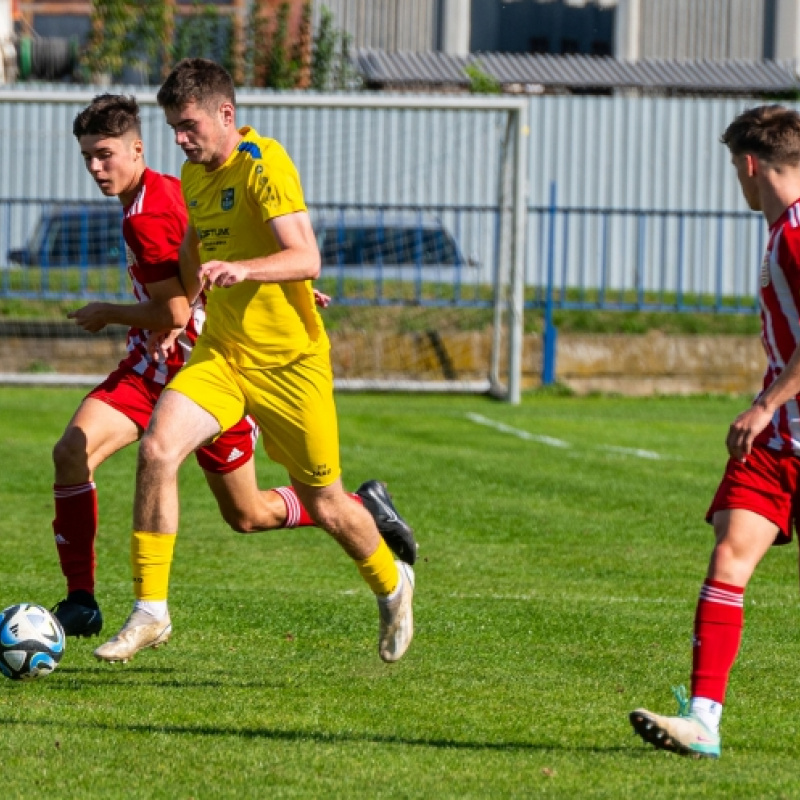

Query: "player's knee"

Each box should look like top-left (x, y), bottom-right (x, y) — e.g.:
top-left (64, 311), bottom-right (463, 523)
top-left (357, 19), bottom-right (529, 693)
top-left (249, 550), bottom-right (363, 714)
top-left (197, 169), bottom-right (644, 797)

top-left (222, 508), bottom-right (255, 534)
top-left (225, 509), bottom-right (277, 534)
top-left (138, 431), bottom-right (177, 474)
top-left (52, 429), bottom-right (89, 473)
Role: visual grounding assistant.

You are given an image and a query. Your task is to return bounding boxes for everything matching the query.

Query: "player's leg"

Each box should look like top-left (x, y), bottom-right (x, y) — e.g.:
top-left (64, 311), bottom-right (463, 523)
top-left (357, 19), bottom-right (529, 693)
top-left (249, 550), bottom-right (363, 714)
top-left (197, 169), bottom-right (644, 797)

top-left (198, 414), bottom-right (417, 559)
top-left (51, 396), bottom-right (141, 637)
top-left (95, 347), bottom-right (246, 663)
top-left (630, 447), bottom-right (789, 758)
top-left (630, 509), bottom-right (776, 759)
top-left (203, 455), bottom-right (418, 562)
top-left (247, 352), bottom-right (415, 662)
top-left (290, 476), bottom-right (415, 663)
top-left (196, 415), bottom-right (289, 532)
top-left (203, 456), bottom-right (288, 532)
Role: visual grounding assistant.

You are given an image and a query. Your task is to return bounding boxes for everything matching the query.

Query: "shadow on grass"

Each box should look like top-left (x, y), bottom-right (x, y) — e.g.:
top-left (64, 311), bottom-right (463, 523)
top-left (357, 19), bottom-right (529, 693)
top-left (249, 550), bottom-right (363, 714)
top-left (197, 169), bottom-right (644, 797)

top-left (0, 713), bottom-right (634, 754)
top-left (36, 665), bottom-right (307, 691)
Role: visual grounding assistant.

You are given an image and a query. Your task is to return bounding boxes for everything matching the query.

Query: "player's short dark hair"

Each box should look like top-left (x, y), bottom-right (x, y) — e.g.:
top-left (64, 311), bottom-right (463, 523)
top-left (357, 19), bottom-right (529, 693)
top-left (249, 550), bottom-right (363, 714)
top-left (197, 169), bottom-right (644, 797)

top-left (721, 105), bottom-right (800, 165)
top-left (72, 94), bottom-right (141, 140)
top-left (156, 58), bottom-right (236, 112)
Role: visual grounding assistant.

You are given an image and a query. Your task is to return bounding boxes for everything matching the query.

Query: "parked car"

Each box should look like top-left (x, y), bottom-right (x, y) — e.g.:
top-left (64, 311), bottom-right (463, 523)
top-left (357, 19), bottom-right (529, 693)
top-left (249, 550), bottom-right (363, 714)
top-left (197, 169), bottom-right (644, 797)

top-left (8, 204), bottom-right (125, 268)
top-left (313, 212), bottom-right (475, 281)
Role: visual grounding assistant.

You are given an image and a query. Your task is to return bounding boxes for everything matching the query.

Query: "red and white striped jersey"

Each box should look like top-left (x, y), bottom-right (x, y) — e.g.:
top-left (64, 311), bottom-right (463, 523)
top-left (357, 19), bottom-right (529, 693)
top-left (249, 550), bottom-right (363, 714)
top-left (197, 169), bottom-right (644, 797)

top-left (119, 168), bottom-right (205, 385)
top-left (757, 198), bottom-right (800, 453)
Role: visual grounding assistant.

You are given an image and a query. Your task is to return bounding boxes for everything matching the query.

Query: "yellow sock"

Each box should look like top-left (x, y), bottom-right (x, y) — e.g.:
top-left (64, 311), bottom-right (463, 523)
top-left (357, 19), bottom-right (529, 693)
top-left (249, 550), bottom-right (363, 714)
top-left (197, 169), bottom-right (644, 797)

top-left (356, 538), bottom-right (398, 596)
top-left (132, 531), bottom-right (176, 601)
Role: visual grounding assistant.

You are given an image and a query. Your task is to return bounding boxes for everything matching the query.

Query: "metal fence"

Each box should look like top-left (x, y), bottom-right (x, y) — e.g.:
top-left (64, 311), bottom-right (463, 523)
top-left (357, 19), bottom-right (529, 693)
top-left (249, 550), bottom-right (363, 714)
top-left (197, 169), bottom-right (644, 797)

top-left (0, 193), bottom-right (765, 314)
top-left (526, 190), bottom-right (764, 314)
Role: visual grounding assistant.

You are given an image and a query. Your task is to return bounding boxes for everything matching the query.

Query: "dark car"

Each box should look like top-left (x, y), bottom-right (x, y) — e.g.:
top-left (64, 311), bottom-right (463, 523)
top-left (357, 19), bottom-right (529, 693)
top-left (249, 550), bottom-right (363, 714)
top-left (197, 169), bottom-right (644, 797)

top-left (8, 205), bottom-right (125, 268)
top-left (313, 212), bottom-right (474, 281)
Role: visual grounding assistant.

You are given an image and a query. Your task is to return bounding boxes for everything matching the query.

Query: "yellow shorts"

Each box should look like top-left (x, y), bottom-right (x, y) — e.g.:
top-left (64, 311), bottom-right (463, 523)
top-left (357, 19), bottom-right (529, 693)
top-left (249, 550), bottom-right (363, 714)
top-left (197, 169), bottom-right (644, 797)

top-left (167, 340), bottom-right (340, 487)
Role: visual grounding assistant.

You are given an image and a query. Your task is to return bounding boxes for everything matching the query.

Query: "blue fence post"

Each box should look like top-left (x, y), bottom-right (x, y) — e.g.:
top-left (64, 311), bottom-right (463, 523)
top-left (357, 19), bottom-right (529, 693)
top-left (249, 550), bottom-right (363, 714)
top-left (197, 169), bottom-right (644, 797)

top-left (542, 181), bottom-right (558, 385)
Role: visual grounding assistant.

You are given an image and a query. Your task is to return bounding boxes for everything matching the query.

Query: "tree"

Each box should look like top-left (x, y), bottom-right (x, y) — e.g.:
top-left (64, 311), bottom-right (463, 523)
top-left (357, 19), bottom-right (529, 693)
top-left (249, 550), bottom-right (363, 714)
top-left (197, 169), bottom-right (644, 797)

top-left (311, 4), bottom-right (360, 91)
top-left (310, 5), bottom-right (335, 90)
top-left (265, 2), bottom-right (295, 89)
top-left (128, 0), bottom-right (172, 84)
top-left (80, 0), bottom-right (133, 82)
top-left (172, 1), bottom-right (230, 70)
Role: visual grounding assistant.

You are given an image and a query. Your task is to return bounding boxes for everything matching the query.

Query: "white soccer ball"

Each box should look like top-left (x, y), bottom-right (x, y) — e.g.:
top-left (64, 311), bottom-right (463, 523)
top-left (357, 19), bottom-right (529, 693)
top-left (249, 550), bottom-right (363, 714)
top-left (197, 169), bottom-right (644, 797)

top-left (0, 603), bottom-right (65, 681)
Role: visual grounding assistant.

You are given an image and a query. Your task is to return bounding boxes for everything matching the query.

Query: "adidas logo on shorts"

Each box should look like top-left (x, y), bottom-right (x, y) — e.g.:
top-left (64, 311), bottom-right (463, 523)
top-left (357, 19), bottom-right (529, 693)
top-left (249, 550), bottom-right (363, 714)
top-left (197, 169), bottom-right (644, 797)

top-left (226, 447), bottom-right (245, 463)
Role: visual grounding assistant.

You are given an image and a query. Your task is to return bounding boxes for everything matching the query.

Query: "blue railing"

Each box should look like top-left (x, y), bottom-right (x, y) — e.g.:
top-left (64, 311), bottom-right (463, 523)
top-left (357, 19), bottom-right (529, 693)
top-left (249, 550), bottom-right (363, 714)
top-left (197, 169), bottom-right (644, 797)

top-left (526, 196), bottom-right (764, 315)
top-left (0, 197), bottom-right (765, 316)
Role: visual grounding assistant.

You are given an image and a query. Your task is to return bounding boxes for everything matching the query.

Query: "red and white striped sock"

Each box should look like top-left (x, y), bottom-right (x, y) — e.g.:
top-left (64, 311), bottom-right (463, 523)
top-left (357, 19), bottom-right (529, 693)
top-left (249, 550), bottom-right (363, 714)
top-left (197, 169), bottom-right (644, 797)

top-left (691, 579), bottom-right (744, 705)
top-left (53, 482), bottom-right (98, 596)
top-left (273, 486), bottom-right (363, 528)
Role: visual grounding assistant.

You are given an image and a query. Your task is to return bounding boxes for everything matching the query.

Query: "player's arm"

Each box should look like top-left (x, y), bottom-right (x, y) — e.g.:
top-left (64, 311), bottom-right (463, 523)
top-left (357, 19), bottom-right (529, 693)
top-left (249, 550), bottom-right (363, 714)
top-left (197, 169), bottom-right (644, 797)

top-left (198, 211), bottom-right (320, 288)
top-left (67, 276), bottom-right (191, 333)
top-left (727, 345), bottom-right (800, 461)
top-left (178, 225), bottom-right (204, 302)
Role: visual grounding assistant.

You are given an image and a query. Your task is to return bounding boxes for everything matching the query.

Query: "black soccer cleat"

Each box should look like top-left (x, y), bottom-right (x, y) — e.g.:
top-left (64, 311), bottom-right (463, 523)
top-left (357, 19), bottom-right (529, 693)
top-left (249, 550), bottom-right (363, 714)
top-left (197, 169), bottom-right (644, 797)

top-left (51, 596), bottom-right (104, 638)
top-left (356, 480), bottom-right (418, 566)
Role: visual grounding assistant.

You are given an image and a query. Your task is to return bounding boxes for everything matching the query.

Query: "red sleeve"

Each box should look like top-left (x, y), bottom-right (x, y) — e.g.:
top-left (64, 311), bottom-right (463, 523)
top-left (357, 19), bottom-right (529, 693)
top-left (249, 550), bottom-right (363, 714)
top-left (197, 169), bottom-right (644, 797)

top-left (777, 226), bottom-right (800, 303)
top-left (123, 209), bottom-right (183, 284)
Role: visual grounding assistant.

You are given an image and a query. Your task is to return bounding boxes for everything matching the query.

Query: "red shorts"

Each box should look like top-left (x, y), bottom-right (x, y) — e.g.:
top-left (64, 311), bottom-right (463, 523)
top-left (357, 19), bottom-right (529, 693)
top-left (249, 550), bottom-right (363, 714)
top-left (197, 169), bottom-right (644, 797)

top-left (706, 444), bottom-right (800, 545)
top-left (88, 365), bottom-right (257, 475)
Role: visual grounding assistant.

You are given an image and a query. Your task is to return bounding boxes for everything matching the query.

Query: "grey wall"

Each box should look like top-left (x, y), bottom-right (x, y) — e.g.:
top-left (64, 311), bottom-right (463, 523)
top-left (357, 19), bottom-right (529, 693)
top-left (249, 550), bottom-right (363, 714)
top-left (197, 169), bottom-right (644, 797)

top-left (637, 0), bottom-right (768, 60)
top-left (312, 0), bottom-right (441, 51)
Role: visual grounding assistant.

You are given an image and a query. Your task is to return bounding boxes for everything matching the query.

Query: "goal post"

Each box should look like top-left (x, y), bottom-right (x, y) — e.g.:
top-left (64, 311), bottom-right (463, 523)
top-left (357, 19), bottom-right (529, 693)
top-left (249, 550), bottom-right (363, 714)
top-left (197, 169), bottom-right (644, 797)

top-left (230, 91), bottom-right (529, 403)
top-left (0, 88), bottom-right (528, 402)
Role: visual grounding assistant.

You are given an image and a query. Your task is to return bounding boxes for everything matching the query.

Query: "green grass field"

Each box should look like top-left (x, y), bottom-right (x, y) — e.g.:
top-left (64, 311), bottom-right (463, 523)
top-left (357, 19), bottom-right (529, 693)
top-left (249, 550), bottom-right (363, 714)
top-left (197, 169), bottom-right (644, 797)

top-left (1, 388), bottom-right (800, 798)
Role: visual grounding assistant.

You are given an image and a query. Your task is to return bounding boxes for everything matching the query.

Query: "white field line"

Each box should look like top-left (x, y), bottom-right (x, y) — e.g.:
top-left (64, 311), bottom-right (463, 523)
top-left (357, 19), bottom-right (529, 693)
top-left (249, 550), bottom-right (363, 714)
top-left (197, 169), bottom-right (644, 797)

top-left (465, 413), bottom-right (571, 448)
top-left (450, 592), bottom-right (673, 604)
top-left (465, 412), bottom-right (670, 460)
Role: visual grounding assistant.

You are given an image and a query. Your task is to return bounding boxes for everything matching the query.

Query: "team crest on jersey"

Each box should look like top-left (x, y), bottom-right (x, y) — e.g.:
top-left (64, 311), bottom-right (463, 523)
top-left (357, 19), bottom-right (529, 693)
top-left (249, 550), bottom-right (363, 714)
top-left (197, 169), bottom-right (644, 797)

top-left (761, 252), bottom-right (771, 287)
top-left (221, 188), bottom-right (235, 211)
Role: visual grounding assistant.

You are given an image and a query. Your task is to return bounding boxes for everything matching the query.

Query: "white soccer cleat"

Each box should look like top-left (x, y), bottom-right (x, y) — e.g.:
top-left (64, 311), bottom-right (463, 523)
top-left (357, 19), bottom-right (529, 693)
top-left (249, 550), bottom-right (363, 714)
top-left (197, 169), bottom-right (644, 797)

top-left (377, 561), bottom-right (414, 663)
top-left (93, 609), bottom-right (172, 664)
top-left (629, 687), bottom-right (721, 759)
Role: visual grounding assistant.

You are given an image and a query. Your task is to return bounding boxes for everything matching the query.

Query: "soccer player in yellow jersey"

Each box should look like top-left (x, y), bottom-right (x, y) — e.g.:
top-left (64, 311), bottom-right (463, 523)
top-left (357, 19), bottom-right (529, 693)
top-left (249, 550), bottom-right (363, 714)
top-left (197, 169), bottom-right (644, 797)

top-left (94, 58), bottom-right (415, 665)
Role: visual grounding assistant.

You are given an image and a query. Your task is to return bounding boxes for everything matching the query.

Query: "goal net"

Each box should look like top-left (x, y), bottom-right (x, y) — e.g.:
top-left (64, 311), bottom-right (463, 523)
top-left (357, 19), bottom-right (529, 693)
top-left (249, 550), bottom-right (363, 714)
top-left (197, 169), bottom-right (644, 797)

top-left (0, 90), bottom-right (527, 401)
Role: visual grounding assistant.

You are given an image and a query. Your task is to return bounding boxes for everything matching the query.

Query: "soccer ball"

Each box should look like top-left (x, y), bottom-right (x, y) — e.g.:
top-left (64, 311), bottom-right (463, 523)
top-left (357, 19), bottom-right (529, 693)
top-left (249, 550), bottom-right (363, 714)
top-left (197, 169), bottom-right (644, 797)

top-left (0, 603), bottom-right (65, 681)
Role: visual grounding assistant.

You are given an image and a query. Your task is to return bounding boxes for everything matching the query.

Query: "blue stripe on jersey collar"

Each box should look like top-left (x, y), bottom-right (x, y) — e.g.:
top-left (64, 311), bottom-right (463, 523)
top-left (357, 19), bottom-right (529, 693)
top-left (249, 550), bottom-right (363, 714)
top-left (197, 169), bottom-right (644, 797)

top-left (237, 140), bottom-right (262, 159)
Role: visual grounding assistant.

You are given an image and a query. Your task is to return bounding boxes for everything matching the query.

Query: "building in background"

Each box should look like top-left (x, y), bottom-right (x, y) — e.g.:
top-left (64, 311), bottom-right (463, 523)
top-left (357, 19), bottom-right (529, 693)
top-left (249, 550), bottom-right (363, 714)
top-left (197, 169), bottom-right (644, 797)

top-left (10, 0), bottom-right (800, 61)
top-left (6, 0), bottom-right (800, 91)
top-left (311, 0), bottom-right (800, 63)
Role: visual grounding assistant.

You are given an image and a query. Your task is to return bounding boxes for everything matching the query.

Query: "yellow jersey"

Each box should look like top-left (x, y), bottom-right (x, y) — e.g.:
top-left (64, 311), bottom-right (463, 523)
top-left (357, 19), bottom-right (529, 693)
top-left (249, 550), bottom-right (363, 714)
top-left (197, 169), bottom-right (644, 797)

top-left (180, 127), bottom-right (328, 369)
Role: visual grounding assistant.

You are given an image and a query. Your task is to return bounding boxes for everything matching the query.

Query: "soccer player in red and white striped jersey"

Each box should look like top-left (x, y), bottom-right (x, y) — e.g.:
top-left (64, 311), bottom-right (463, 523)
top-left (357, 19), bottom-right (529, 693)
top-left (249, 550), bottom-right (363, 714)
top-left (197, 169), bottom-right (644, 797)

top-left (52, 95), bottom-right (415, 640)
top-left (630, 105), bottom-right (800, 760)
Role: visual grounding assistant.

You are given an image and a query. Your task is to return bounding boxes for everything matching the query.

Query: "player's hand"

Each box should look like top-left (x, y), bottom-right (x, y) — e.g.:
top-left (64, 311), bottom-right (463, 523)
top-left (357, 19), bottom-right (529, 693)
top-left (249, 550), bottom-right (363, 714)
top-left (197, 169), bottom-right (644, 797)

top-left (198, 260), bottom-right (248, 288)
top-left (146, 329), bottom-right (181, 363)
top-left (313, 289), bottom-right (332, 308)
top-left (67, 302), bottom-right (109, 333)
top-left (726, 403), bottom-right (773, 462)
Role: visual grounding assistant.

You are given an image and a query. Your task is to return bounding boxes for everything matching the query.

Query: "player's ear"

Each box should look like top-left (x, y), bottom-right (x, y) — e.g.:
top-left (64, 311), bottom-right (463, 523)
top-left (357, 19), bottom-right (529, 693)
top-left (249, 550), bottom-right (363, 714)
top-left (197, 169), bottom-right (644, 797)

top-left (220, 101), bottom-right (235, 128)
top-left (132, 137), bottom-right (144, 161)
top-left (746, 154), bottom-right (758, 176)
